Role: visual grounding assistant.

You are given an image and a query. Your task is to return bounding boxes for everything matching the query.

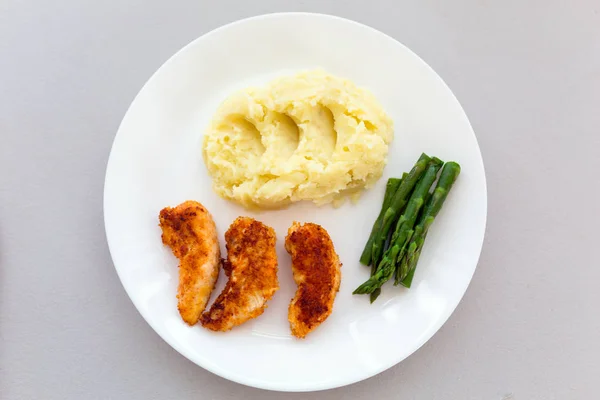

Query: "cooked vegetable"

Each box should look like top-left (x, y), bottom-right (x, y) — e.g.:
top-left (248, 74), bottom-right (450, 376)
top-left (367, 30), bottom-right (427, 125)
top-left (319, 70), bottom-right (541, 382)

top-left (354, 154), bottom-right (461, 301)
top-left (354, 159), bottom-right (443, 295)
top-left (365, 176), bottom-right (404, 303)
top-left (360, 177), bottom-right (403, 266)
top-left (369, 153), bottom-right (431, 267)
top-left (399, 162), bottom-right (461, 287)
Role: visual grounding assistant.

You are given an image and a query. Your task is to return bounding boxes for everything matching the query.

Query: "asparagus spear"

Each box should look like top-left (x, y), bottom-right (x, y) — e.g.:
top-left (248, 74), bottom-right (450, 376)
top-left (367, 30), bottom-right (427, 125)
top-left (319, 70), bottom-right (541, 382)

top-left (395, 190), bottom-right (432, 284)
top-left (363, 229), bottom-right (416, 296)
top-left (354, 160), bottom-right (443, 295)
top-left (360, 177), bottom-right (403, 266)
top-left (398, 162), bottom-right (461, 287)
top-left (370, 153), bottom-right (431, 265)
top-left (389, 160), bottom-right (441, 245)
top-left (400, 260), bottom-right (417, 288)
top-left (354, 240), bottom-right (404, 294)
top-left (370, 288), bottom-right (382, 303)
top-left (396, 226), bottom-right (425, 285)
top-left (386, 159), bottom-right (442, 274)
top-left (362, 176), bottom-right (401, 302)
top-left (398, 235), bottom-right (424, 288)
top-left (367, 175), bottom-right (407, 303)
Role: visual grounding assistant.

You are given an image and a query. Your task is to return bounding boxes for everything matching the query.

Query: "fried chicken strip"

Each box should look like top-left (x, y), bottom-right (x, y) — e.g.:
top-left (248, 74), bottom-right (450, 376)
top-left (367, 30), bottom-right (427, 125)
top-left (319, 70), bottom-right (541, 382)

top-left (201, 217), bottom-right (279, 331)
top-left (286, 222), bottom-right (342, 338)
top-left (159, 201), bottom-right (220, 325)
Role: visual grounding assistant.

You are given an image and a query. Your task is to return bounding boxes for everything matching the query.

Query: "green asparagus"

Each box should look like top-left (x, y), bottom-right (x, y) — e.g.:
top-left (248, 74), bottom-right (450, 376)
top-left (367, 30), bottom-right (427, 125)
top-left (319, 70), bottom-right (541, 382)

top-left (370, 153), bottom-right (431, 266)
top-left (398, 235), bottom-right (424, 288)
top-left (395, 192), bottom-right (432, 284)
top-left (400, 259), bottom-right (417, 288)
top-left (354, 159), bottom-right (443, 295)
top-left (354, 241), bottom-right (403, 294)
top-left (396, 227), bottom-right (425, 286)
top-left (367, 175), bottom-right (407, 302)
top-left (398, 162), bottom-right (461, 287)
top-left (360, 177), bottom-right (403, 266)
top-left (389, 159), bottom-right (442, 248)
top-left (370, 288), bottom-right (382, 303)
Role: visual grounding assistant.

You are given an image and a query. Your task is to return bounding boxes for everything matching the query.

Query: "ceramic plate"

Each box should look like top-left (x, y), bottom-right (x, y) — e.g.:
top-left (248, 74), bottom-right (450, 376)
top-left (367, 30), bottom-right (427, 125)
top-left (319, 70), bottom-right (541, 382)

top-left (104, 13), bottom-right (487, 392)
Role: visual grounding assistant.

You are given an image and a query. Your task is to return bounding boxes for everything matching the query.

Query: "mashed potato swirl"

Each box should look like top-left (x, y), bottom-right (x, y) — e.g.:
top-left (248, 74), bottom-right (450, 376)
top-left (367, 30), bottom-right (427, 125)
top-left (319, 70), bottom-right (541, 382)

top-left (202, 70), bottom-right (393, 209)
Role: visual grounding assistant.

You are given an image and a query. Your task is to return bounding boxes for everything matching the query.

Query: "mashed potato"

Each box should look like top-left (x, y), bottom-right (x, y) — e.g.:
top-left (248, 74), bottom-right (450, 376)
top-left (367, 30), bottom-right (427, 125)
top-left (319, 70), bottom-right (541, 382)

top-left (202, 70), bottom-right (393, 209)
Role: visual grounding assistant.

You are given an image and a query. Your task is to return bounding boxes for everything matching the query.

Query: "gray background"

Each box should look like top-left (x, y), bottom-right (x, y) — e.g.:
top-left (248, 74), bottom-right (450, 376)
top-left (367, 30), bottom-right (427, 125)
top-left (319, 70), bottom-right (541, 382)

top-left (1, 0), bottom-right (599, 399)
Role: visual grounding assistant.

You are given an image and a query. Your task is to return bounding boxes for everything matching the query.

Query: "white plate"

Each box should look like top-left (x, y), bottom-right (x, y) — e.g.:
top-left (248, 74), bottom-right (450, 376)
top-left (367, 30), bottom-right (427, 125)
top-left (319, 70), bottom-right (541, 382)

top-left (104, 13), bottom-right (487, 392)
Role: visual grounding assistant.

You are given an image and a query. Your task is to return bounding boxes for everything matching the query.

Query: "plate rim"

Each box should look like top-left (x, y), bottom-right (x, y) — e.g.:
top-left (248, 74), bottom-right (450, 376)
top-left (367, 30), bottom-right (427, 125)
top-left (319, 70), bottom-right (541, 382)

top-left (103, 11), bottom-right (488, 392)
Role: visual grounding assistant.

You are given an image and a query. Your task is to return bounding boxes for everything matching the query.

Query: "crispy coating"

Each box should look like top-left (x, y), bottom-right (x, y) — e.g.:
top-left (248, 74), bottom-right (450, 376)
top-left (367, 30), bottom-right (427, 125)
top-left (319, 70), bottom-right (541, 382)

top-left (159, 201), bottom-right (220, 325)
top-left (201, 217), bottom-right (279, 331)
top-left (286, 222), bottom-right (342, 338)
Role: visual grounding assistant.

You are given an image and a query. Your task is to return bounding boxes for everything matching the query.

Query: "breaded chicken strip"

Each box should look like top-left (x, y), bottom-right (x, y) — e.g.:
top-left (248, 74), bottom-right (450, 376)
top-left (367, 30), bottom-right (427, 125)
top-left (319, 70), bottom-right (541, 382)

top-left (159, 201), bottom-right (220, 325)
top-left (286, 222), bottom-right (342, 338)
top-left (201, 217), bottom-right (279, 331)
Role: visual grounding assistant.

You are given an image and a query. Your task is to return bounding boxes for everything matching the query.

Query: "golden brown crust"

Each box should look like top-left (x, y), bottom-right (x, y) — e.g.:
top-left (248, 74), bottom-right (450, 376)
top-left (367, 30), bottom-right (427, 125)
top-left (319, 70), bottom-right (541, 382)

top-left (286, 222), bottom-right (341, 338)
top-left (159, 200), bottom-right (221, 325)
top-left (201, 217), bottom-right (279, 331)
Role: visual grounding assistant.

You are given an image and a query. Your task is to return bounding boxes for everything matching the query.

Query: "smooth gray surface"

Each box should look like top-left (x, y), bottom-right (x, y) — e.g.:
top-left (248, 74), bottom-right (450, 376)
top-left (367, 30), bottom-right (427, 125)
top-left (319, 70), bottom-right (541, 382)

top-left (1, 1), bottom-right (599, 399)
